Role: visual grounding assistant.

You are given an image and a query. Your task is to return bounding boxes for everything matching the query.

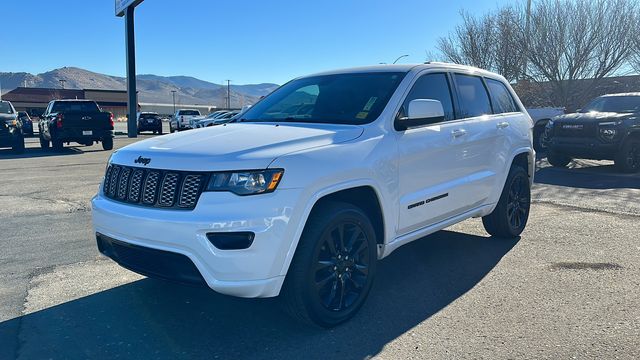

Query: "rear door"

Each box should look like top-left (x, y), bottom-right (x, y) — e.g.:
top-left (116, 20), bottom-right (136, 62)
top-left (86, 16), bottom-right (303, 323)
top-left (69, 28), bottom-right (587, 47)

top-left (396, 72), bottom-right (472, 235)
top-left (449, 73), bottom-right (503, 207)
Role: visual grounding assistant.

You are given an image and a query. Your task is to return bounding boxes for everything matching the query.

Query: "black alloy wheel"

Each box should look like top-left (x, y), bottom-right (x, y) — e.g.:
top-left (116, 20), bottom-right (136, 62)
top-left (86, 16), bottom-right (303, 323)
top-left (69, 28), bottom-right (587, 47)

top-left (616, 140), bottom-right (640, 173)
top-left (314, 222), bottom-right (371, 312)
top-left (482, 165), bottom-right (531, 238)
top-left (506, 173), bottom-right (530, 231)
top-left (281, 201), bottom-right (377, 328)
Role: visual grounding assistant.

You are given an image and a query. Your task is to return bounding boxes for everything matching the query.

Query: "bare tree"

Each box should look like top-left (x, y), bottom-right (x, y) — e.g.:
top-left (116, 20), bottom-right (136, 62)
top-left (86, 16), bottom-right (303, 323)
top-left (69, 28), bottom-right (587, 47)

top-left (526, 0), bottom-right (637, 108)
top-left (437, 11), bottom-right (496, 71)
top-left (435, 0), bottom-right (639, 109)
top-left (631, 13), bottom-right (640, 74)
top-left (492, 6), bottom-right (526, 82)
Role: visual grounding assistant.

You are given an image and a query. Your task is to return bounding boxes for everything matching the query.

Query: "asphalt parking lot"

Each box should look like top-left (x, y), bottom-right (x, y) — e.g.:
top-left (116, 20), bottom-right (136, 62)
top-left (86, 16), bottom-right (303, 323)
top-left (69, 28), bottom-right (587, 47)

top-left (1, 132), bottom-right (639, 359)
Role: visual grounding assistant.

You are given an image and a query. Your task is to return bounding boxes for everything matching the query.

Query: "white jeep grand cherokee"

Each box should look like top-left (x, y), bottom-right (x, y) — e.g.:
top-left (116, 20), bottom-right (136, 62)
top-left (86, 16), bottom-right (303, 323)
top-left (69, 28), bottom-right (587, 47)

top-left (92, 63), bottom-right (534, 327)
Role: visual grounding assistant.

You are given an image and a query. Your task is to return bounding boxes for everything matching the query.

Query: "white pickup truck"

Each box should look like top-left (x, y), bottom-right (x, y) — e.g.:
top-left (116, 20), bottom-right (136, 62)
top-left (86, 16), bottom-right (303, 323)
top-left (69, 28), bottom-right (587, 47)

top-left (169, 109), bottom-right (201, 132)
top-left (92, 63), bottom-right (534, 327)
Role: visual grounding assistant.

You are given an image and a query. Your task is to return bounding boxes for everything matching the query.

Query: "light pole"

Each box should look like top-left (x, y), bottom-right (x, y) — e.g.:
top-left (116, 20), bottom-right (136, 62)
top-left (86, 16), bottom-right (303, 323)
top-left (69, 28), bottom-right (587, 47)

top-left (226, 80), bottom-right (231, 109)
top-left (392, 55), bottom-right (409, 64)
top-left (171, 90), bottom-right (177, 114)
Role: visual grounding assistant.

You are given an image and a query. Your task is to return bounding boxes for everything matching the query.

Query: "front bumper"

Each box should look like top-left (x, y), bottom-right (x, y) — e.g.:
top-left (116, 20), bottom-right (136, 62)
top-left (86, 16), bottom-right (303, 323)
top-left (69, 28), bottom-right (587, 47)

top-left (549, 138), bottom-right (620, 160)
top-left (91, 188), bottom-right (304, 298)
top-left (138, 122), bottom-right (162, 131)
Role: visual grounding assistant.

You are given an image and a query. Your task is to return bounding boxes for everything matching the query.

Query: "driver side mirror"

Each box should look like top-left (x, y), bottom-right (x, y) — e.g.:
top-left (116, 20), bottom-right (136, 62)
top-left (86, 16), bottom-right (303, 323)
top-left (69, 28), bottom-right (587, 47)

top-left (395, 99), bottom-right (445, 130)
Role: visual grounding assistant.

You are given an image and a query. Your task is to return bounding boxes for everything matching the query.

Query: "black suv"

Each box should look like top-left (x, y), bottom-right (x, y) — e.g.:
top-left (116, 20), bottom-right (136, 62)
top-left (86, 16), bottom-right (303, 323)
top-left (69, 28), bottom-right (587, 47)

top-left (137, 112), bottom-right (163, 134)
top-left (0, 100), bottom-right (25, 154)
top-left (546, 93), bottom-right (640, 173)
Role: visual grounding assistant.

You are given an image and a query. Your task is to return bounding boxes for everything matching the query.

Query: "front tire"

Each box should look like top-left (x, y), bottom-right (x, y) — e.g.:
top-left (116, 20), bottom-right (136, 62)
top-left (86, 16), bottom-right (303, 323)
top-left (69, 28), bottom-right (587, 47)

top-left (39, 133), bottom-right (50, 150)
top-left (281, 201), bottom-right (377, 328)
top-left (482, 165), bottom-right (531, 238)
top-left (12, 134), bottom-right (25, 154)
top-left (533, 125), bottom-right (547, 152)
top-left (547, 151), bottom-right (571, 168)
top-left (52, 139), bottom-right (64, 152)
top-left (614, 139), bottom-right (640, 173)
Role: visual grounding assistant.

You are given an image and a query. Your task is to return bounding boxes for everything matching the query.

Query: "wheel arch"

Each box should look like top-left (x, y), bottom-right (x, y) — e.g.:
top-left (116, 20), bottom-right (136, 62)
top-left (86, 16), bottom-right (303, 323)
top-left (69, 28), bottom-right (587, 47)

top-left (278, 181), bottom-right (389, 278)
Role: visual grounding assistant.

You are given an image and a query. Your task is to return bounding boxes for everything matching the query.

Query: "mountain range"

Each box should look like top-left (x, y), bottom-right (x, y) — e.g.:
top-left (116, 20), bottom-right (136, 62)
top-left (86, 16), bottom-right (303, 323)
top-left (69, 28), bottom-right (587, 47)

top-left (0, 67), bottom-right (279, 108)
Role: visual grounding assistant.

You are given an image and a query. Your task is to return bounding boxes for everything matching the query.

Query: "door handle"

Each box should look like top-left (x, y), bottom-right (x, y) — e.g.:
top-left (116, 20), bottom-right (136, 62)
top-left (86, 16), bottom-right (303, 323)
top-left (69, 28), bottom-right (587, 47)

top-left (451, 129), bottom-right (467, 138)
top-left (497, 121), bottom-right (510, 129)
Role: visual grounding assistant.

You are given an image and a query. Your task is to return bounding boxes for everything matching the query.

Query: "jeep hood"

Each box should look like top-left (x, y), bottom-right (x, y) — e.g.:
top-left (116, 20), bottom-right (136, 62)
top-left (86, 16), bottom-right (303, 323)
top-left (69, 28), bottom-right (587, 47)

top-left (554, 111), bottom-right (635, 123)
top-left (110, 122), bottom-right (364, 171)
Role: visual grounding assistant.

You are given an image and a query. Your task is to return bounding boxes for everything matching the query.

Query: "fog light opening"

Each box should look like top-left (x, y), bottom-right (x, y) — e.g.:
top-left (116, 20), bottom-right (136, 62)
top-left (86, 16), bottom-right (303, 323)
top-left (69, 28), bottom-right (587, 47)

top-left (206, 232), bottom-right (255, 250)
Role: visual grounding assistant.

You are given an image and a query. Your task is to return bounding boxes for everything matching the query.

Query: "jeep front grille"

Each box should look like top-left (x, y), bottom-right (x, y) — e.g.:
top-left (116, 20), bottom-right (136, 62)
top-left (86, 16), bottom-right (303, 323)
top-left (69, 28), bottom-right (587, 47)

top-left (103, 164), bottom-right (207, 210)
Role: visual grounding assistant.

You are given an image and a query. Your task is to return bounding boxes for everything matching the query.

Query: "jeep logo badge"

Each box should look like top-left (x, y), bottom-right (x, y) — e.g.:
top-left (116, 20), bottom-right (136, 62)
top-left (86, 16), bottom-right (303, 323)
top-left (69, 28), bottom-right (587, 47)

top-left (134, 156), bottom-right (151, 166)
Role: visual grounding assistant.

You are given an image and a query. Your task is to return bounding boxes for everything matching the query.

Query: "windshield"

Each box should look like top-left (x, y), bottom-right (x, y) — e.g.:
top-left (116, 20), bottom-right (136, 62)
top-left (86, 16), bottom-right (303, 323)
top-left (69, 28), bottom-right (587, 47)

top-left (0, 102), bottom-right (15, 114)
top-left (582, 96), bottom-right (640, 113)
top-left (239, 72), bottom-right (406, 124)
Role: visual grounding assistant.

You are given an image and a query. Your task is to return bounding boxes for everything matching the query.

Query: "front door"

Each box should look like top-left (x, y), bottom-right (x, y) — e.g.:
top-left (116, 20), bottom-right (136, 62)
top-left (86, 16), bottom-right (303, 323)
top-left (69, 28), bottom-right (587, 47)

top-left (396, 72), bottom-right (471, 235)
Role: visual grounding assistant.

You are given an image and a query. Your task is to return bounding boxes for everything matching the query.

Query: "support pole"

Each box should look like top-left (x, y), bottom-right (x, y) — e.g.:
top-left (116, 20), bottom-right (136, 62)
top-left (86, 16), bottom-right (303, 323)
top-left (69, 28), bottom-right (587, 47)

top-left (125, 6), bottom-right (138, 138)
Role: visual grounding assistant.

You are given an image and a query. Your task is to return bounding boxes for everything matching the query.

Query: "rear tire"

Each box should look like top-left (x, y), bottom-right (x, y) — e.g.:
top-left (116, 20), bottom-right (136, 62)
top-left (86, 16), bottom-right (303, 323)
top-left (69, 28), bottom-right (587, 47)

top-left (102, 137), bottom-right (114, 151)
top-left (12, 134), bottom-right (25, 154)
top-left (281, 201), bottom-right (377, 328)
top-left (482, 165), bottom-right (530, 238)
top-left (614, 139), bottom-right (640, 173)
top-left (547, 151), bottom-right (571, 168)
top-left (158, 127), bottom-right (163, 135)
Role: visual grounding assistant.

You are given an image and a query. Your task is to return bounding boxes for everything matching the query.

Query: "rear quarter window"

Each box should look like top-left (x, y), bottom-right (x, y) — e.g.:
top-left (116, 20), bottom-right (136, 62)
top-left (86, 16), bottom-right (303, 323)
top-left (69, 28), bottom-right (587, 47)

top-left (486, 78), bottom-right (519, 114)
top-left (454, 74), bottom-right (492, 118)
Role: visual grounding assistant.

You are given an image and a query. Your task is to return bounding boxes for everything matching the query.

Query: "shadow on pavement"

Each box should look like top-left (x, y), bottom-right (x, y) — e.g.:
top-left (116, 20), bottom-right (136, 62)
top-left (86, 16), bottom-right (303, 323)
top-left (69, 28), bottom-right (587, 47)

top-left (534, 156), bottom-right (640, 190)
top-left (0, 146), bottom-right (107, 159)
top-left (0, 230), bottom-right (518, 360)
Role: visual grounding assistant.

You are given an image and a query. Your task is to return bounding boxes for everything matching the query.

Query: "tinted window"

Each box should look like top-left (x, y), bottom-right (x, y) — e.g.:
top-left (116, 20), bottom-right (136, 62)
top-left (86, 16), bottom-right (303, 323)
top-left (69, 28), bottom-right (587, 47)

top-left (455, 74), bottom-right (492, 118)
top-left (401, 73), bottom-right (455, 121)
top-left (582, 96), bottom-right (640, 113)
top-left (178, 110), bottom-right (200, 116)
top-left (140, 113), bottom-right (159, 119)
top-left (0, 102), bottom-right (14, 114)
top-left (239, 72), bottom-right (406, 125)
top-left (52, 101), bottom-right (100, 113)
top-left (486, 78), bottom-right (518, 114)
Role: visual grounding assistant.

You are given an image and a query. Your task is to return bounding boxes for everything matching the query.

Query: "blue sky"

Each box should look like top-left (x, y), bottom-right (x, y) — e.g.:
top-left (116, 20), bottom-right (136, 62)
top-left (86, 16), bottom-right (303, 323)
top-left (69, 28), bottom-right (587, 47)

top-left (2, 0), bottom-right (512, 85)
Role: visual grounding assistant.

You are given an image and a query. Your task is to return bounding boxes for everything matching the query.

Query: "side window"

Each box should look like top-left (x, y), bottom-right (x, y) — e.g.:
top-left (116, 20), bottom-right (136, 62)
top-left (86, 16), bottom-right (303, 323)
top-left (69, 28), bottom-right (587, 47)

top-left (486, 78), bottom-right (519, 114)
top-left (401, 73), bottom-right (455, 122)
top-left (454, 74), bottom-right (492, 118)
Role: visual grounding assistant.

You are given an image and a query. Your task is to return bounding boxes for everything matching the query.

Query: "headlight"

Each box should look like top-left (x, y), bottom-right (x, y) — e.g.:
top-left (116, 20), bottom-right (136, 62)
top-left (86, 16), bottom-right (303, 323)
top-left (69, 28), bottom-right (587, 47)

top-left (206, 169), bottom-right (284, 195)
top-left (4, 120), bottom-right (17, 127)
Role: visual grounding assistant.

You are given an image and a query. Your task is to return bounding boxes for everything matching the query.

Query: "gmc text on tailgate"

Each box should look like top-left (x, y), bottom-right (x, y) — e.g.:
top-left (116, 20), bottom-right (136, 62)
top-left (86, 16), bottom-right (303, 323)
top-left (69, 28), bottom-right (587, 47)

top-left (39, 99), bottom-right (115, 152)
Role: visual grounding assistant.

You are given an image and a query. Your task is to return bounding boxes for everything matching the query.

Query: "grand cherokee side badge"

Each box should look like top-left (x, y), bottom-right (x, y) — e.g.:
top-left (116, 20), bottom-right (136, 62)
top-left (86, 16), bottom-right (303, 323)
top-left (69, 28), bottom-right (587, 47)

top-left (134, 156), bottom-right (151, 166)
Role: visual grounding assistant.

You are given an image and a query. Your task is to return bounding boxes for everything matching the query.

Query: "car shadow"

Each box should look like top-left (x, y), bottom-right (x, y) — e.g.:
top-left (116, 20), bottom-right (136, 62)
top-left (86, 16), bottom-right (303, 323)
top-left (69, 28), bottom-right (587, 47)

top-left (0, 146), bottom-right (103, 159)
top-left (534, 157), bottom-right (640, 190)
top-left (0, 230), bottom-right (518, 360)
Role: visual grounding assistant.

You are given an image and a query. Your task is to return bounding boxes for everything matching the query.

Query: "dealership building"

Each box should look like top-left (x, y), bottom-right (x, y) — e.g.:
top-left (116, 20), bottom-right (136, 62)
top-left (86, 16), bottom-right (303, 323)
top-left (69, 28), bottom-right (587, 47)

top-left (2, 87), bottom-right (215, 119)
